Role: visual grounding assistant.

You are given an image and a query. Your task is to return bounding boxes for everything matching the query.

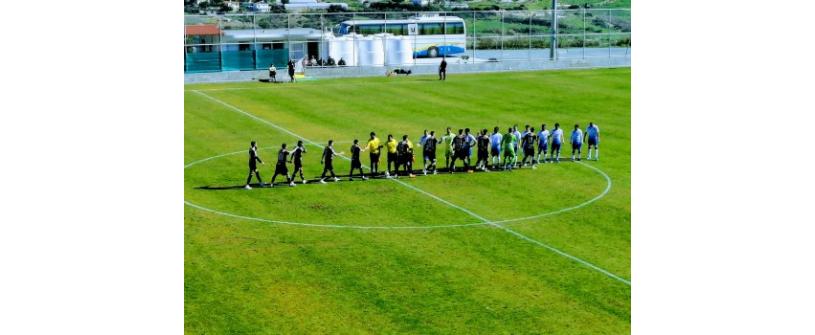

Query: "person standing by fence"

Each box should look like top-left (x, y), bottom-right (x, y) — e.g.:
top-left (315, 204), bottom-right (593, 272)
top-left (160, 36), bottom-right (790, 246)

top-left (287, 59), bottom-right (296, 83)
top-left (439, 56), bottom-right (447, 80)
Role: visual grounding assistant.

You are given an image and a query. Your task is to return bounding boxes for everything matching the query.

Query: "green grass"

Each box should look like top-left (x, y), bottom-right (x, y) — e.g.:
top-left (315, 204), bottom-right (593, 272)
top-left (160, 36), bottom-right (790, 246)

top-left (185, 68), bottom-right (630, 334)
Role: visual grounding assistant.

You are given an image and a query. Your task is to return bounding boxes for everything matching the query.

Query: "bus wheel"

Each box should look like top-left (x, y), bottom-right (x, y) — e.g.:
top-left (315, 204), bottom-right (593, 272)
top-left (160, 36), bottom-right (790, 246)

top-left (427, 47), bottom-right (438, 58)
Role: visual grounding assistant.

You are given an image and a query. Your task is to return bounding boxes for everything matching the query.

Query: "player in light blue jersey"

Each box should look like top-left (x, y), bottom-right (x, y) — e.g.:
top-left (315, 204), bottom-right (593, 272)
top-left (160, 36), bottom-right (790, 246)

top-left (585, 122), bottom-right (600, 161)
top-left (570, 124), bottom-right (583, 161)
top-left (550, 123), bottom-right (564, 162)
top-left (489, 126), bottom-right (502, 169)
top-left (464, 128), bottom-right (477, 169)
top-left (537, 124), bottom-right (550, 164)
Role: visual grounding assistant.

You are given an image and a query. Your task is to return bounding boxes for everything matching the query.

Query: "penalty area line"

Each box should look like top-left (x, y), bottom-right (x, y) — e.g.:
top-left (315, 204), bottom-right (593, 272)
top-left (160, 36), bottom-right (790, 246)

top-left (191, 90), bottom-right (631, 286)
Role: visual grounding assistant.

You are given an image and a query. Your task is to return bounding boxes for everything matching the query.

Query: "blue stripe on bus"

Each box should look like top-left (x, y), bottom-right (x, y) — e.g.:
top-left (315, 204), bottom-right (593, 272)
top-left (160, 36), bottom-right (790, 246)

top-left (414, 45), bottom-right (466, 57)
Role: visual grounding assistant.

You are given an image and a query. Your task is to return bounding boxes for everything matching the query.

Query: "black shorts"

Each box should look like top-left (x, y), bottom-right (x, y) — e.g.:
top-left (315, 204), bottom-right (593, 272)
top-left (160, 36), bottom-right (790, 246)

top-left (387, 152), bottom-right (397, 163)
top-left (551, 142), bottom-right (562, 152)
top-left (269, 71), bottom-right (276, 77)
top-left (491, 147), bottom-right (500, 156)
top-left (478, 149), bottom-right (488, 161)
top-left (324, 160), bottom-right (333, 170)
top-left (274, 163), bottom-right (288, 175)
top-left (538, 143), bottom-right (548, 153)
top-left (588, 137), bottom-right (599, 146)
top-left (456, 149), bottom-right (467, 159)
top-left (370, 152), bottom-right (380, 163)
top-left (572, 142), bottom-right (583, 150)
top-left (424, 151), bottom-right (436, 162)
top-left (293, 160), bottom-right (302, 170)
top-left (249, 163), bottom-right (257, 172)
top-left (351, 159), bottom-right (362, 169)
top-left (524, 147), bottom-right (535, 156)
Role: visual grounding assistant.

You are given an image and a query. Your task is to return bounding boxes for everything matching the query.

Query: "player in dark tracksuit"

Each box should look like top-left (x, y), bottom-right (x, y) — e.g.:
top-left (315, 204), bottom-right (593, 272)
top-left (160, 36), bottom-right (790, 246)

top-left (521, 127), bottom-right (537, 168)
top-left (422, 131), bottom-right (439, 175)
top-left (439, 56), bottom-right (447, 80)
top-left (287, 59), bottom-right (296, 83)
top-left (270, 143), bottom-right (295, 187)
top-left (289, 140), bottom-right (307, 184)
top-left (449, 129), bottom-right (468, 173)
top-left (320, 140), bottom-right (341, 183)
top-left (396, 135), bottom-right (415, 177)
top-left (348, 139), bottom-right (368, 181)
top-left (476, 129), bottom-right (491, 171)
top-left (245, 141), bottom-right (264, 189)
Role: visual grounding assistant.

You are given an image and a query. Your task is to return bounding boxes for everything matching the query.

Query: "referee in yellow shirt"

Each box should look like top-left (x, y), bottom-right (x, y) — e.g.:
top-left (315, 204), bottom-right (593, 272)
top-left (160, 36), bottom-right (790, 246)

top-left (365, 132), bottom-right (383, 177)
top-left (385, 134), bottom-right (398, 178)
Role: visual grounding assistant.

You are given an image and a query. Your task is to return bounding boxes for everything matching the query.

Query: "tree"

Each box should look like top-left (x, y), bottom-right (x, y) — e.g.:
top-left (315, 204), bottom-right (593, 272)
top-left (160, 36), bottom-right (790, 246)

top-left (327, 4), bottom-right (347, 12)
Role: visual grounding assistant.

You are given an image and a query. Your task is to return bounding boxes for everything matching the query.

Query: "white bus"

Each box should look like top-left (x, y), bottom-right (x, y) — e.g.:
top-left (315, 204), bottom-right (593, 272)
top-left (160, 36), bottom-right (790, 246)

top-left (335, 15), bottom-right (466, 58)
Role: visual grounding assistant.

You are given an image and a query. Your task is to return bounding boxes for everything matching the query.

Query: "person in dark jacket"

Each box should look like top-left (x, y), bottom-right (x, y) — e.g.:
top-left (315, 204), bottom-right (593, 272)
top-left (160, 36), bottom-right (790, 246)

top-left (287, 59), bottom-right (296, 83)
top-left (244, 141), bottom-right (264, 189)
top-left (438, 56), bottom-right (447, 80)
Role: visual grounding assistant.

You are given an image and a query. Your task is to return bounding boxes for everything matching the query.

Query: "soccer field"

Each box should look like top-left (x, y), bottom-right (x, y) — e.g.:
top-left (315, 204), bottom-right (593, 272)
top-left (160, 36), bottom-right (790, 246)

top-left (184, 68), bottom-right (631, 334)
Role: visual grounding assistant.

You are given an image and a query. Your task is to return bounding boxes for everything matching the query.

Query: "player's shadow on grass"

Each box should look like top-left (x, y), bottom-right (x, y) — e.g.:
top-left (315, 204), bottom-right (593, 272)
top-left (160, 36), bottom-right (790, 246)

top-left (196, 185), bottom-right (248, 190)
top-left (194, 166), bottom-right (516, 190)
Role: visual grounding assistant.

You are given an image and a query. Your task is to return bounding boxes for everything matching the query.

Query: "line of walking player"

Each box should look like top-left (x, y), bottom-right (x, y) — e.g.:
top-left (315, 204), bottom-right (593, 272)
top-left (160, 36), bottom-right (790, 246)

top-left (244, 122), bottom-right (600, 189)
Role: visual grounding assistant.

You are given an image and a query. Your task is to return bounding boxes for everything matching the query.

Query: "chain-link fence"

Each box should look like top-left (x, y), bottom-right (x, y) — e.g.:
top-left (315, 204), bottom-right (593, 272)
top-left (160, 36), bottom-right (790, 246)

top-left (184, 9), bottom-right (630, 73)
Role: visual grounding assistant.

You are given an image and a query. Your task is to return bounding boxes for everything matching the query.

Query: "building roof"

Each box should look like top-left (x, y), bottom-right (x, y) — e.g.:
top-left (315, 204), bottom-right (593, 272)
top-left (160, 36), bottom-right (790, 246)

top-left (223, 28), bottom-right (323, 41)
top-left (185, 24), bottom-right (221, 36)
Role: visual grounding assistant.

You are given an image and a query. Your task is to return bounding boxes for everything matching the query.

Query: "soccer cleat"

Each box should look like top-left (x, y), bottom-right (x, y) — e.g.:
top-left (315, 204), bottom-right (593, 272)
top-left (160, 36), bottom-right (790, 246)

top-left (289, 182), bottom-right (295, 187)
top-left (423, 170), bottom-right (427, 176)
top-left (333, 177), bottom-right (340, 182)
top-left (302, 180), bottom-right (308, 184)
top-left (244, 185), bottom-right (252, 190)
top-left (258, 182), bottom-right (266, 188)
top-left (349, 177), bottom-right (354, 181)
top-left (532, 165), bottom-right (537, 170)
top-left (362, 176), bottom-right (369, 180)
top-left (319, 179), bottom-right (327, 184)
top-left (433, 171), bottom-right (438, 175)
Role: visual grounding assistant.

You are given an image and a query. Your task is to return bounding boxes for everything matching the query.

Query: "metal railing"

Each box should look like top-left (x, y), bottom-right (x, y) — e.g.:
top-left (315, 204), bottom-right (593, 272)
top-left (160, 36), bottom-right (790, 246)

top-left (184, 9), bottom-right (630, 73)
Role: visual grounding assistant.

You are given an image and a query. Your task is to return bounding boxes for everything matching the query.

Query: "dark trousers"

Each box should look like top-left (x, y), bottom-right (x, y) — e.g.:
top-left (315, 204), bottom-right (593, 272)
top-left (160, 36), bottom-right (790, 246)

top-left (246, 168), bottom-right (262, 185)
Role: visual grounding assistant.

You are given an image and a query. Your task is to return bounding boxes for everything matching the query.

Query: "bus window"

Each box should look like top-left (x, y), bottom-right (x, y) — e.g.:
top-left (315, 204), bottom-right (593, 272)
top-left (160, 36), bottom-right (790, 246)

top-left (386, 24), bottom-right (407, 36)
top-left (419, 23), bottom-right (443, 35)
top-left (239, 44), bottom-right (252, 51)
top-left (338, 23), bottom-right (352, 35)
top-left (357, 24), bottom-right (383, 35)
top-left (445, 22), bottom-right (464, 35)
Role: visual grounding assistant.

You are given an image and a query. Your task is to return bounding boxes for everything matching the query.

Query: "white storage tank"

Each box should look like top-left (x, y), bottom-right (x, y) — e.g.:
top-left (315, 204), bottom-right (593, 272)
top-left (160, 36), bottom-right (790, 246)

top-left (385, 36), bottom-right (414, 66)
top-left (357, 36), bottom-right (385, 67)
top-left (327, 36), bottom-right (357, 66)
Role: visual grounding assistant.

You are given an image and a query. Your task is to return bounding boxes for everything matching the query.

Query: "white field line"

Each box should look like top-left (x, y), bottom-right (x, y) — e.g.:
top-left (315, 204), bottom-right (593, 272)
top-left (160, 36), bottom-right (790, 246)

top-left (185, 200), bottom-right (484, 230)
top-left (184, 147), bottom-right (612, 228)
top-left (493, 161), bottom-right (613, 226)
top-left (190, 90), bottom-right (630, 285)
